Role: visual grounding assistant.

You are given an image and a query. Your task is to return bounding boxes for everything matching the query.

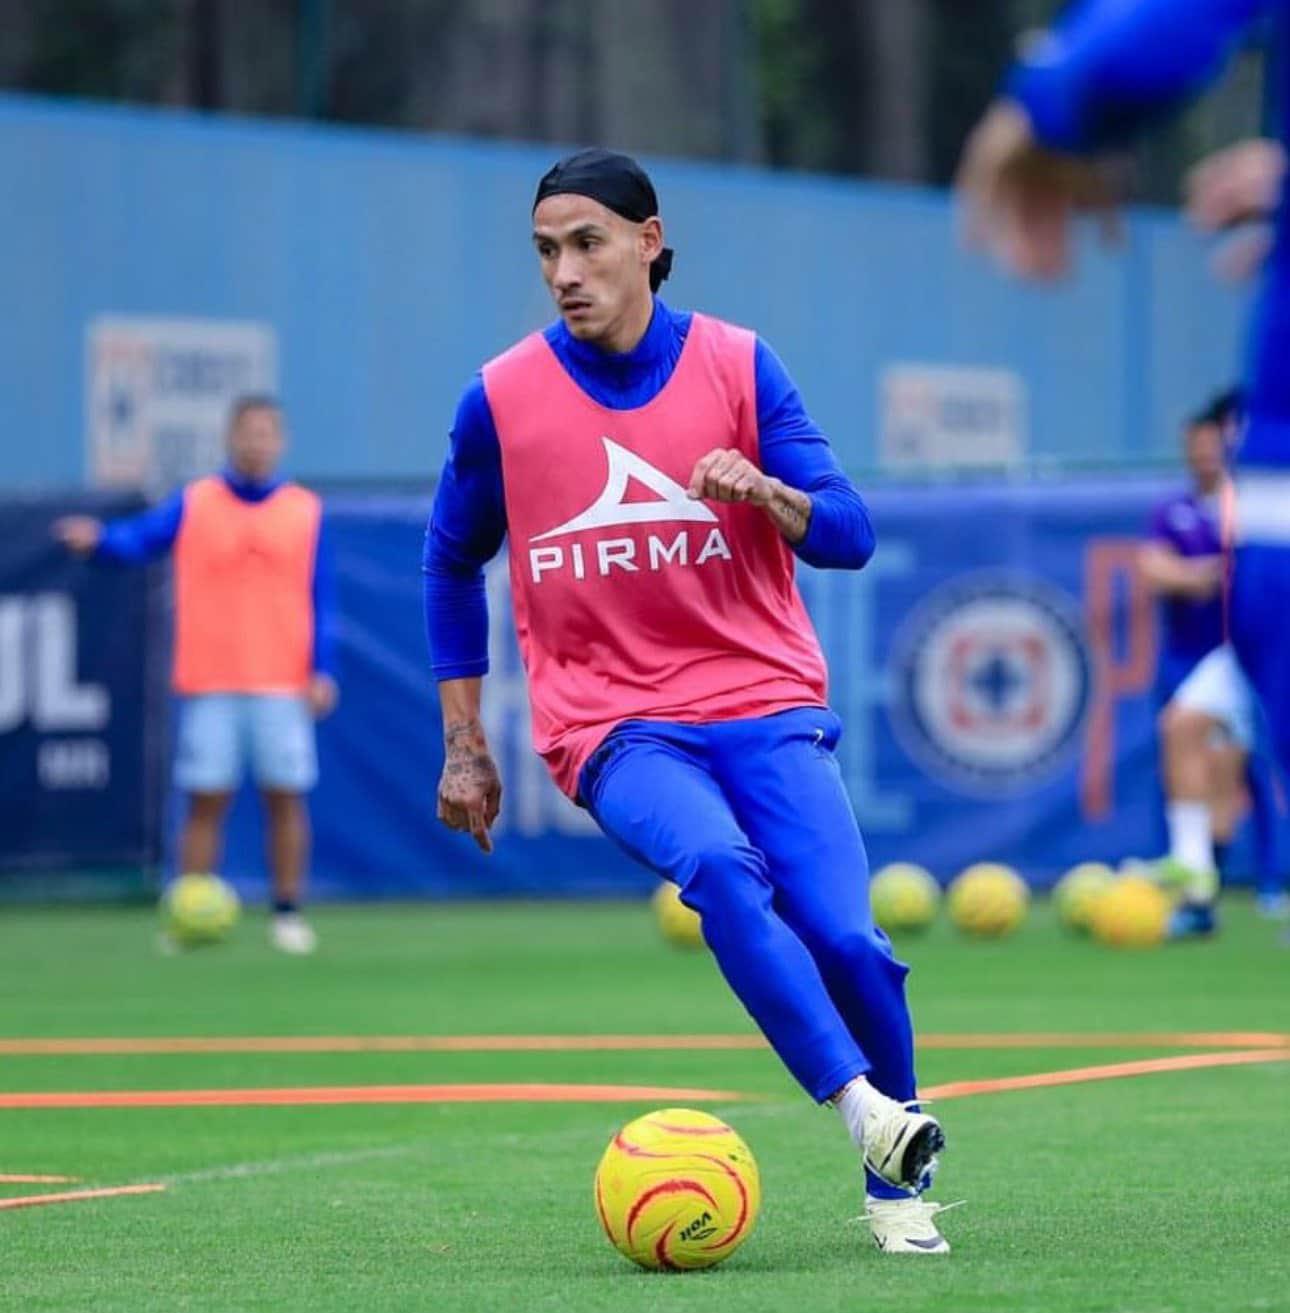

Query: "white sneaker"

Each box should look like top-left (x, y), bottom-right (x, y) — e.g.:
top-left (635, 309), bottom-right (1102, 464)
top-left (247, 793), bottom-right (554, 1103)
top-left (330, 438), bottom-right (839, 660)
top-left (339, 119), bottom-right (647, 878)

top-left (270, 913), bottom-right (317, 955)
top-left (863, 1195), bottom-right (961, 1254)
top-left (860, 1092), bottom-right (945, 1190)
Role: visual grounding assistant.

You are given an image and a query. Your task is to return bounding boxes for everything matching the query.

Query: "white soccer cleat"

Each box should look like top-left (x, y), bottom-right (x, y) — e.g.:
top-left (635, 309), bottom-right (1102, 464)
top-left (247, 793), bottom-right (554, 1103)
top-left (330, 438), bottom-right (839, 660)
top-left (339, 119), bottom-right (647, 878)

top-left (860, 1092), bottom-right (945, 1190)
top-left (270, 913), bottom-right (318, 955)
top-left (863, 1194), bottom-right (960, 1254)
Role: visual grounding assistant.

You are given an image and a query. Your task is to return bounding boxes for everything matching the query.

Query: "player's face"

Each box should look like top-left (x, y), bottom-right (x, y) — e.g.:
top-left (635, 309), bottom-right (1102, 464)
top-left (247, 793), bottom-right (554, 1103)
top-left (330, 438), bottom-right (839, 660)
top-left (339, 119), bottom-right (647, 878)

top-left (1186, 422), bottom-right (1225, 487)
top-left (532, 195), bottom-right (659, 344)
top-left (227, 406), bottom-right (285, 482)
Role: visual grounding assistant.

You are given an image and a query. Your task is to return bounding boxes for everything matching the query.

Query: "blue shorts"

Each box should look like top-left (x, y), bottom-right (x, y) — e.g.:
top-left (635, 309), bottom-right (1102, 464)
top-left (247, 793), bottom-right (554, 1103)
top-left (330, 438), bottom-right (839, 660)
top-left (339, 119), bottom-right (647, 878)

top-left (174, 694), bottom-right (318, 794)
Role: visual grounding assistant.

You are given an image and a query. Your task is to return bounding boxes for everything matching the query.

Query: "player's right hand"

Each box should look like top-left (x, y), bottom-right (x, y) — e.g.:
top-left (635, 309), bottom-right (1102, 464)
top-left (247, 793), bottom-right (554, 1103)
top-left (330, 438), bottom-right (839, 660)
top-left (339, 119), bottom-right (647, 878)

top-left (53, 516), bottom-right (104, 555)
top-left (437, 720), bottom-right (502, 855)
top-left (955, 99), bottom-right (1119, 280)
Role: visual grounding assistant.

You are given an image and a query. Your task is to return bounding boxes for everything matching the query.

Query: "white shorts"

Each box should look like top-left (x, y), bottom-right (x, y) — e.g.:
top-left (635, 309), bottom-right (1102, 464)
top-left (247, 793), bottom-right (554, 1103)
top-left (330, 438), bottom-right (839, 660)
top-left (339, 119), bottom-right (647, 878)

top-left (1171, 645), bottom-right (1256, 751)
top-left (175, 693), bottom-right (318, 794)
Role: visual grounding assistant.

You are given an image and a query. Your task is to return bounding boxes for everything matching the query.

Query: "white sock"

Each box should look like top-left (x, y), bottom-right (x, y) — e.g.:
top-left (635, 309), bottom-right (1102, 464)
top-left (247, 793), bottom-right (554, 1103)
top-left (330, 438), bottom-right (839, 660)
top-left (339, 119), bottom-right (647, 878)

top-left (1167, 801), bottom-right (1215, 877)
top-left (833, 1076), bottom-right (883, 1151)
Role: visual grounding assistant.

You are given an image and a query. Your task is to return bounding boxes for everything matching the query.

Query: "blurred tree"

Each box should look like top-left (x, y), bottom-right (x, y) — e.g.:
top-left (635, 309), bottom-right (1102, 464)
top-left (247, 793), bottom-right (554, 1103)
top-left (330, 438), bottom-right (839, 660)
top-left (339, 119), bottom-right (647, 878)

top-left (0, 0), bottom-right (1268, 204)
top-left (0, 0), bottom-right (182, 102)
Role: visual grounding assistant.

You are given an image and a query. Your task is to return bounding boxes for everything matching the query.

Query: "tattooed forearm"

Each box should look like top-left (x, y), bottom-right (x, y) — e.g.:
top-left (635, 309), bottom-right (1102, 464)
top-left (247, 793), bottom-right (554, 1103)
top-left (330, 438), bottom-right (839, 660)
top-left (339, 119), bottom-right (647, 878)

top-left (442, 720), bottom-right (497, 789)
top-left (444, 717), bottom-right (487, 750)
top-left (763, 479), bottom-right (813, 544)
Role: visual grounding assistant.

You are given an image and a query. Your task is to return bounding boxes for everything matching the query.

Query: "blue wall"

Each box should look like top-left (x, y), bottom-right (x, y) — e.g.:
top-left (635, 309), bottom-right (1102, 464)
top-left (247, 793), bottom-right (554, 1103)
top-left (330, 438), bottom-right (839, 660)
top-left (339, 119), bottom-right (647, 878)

top-left (0, 93), bottom-right (1253, 488)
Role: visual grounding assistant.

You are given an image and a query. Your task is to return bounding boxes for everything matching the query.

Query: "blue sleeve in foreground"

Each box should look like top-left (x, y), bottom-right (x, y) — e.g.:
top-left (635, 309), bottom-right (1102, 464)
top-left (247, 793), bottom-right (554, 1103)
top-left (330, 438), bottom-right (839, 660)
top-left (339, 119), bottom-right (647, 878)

top-left (95, 491), bottom-right (185, 563)
top-left (754, 339), bottom-right (876, 571)
top-left (311, 513), bottom-right (338, 679)
top-left (1008, 0), bottom-right (1272, 150)
top-left (423, 377), bottom-right (507, 680)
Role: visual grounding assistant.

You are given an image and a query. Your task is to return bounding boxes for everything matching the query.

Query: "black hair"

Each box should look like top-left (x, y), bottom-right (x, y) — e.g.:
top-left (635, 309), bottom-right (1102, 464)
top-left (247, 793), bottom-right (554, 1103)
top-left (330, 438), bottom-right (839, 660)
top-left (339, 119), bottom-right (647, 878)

top-left (227, 394), bottom-right (281, 430)
top-left (1186, 386), bottom-right (1242, 432)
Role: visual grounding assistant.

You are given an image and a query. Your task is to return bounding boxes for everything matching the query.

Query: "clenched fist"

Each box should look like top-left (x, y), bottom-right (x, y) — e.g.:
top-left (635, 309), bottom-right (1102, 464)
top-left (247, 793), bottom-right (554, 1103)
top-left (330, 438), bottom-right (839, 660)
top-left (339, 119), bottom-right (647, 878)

top-left (686, 448), bottom-right (812, 543)
top-left (687, 448), bottom-right (777, 507)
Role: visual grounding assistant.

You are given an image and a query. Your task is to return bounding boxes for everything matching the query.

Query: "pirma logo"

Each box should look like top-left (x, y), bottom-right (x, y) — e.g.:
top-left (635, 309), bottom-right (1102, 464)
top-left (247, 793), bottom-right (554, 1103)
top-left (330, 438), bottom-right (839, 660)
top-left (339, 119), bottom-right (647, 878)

top-left (527, 437), bottom-right (732, 583)
top-left (888, 573), bottom-right (1090, 796)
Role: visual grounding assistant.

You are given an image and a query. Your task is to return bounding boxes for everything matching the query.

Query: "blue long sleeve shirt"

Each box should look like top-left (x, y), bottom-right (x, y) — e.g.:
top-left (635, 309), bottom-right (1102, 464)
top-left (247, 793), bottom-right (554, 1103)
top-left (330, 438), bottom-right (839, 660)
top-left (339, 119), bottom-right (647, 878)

top-left (423, 299), bottom-right (876, 680)
top-left (95, 469), bottom-right (338, 678)
top-left (1006, 0), bottom-right (1290, 468)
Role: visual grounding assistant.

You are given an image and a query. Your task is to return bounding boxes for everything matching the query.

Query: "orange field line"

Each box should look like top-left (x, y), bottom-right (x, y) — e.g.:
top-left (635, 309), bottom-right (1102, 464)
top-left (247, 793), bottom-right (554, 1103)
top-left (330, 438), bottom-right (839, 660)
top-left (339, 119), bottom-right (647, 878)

top-left (0, 1184), bottom-right (165, 1211)
top-left (0, 1083), bottom-right (746, 1110)
top-left (4, 1048), bottom-right (1289, 1112)
top-left (0, 1174), bottom-right (79, 1184)
top-left (922, 1047), bottom-right (1290, 1101)
top-left (919, 1031), bottom-right (1289, 1051)
top-left (0, 1031), bottom-right (1284, 1056)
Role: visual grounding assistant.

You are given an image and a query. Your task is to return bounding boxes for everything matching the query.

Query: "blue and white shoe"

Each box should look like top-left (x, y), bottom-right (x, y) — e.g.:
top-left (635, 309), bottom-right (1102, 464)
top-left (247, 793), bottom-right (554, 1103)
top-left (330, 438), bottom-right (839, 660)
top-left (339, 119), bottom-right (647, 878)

top-left (1167, 900), bottom-right (1219, 940)
top-left (1255, 891), bottom-right (1290, 921)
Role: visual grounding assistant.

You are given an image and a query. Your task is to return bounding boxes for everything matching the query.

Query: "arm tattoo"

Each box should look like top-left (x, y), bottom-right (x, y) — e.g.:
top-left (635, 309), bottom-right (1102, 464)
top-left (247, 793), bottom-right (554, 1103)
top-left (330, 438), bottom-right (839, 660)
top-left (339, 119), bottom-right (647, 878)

top-left (764, 480), bottom-right (812, 544)
top-left (444, 717), bottom-right (487, 750)
top-left (441, 718), bottom-right (498, 794)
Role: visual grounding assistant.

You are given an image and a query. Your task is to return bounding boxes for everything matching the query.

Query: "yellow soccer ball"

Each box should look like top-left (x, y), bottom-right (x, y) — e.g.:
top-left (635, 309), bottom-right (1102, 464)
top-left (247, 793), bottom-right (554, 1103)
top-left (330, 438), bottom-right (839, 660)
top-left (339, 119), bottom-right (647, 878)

top-left (594, 1108), bottom-right (760, 1271)
top-left (653, 882), bottom-right (704, 950)
top-left (870, 863), bottom-right (941, 934)
top-left (162, 873), bottom-right (240, 947)
top-left (1089, 876), bottom-right (1171, 949)
top-left (1053, 862), bottom-right (1117, 934)
top-left (948, 862), bottom-right (1029, 938)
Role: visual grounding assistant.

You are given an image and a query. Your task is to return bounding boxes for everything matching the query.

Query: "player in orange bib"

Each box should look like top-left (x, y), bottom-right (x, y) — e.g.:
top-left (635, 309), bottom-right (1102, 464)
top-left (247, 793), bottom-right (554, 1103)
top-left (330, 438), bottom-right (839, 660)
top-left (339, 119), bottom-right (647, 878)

top-left (56, 396), bottom-right (337, 954)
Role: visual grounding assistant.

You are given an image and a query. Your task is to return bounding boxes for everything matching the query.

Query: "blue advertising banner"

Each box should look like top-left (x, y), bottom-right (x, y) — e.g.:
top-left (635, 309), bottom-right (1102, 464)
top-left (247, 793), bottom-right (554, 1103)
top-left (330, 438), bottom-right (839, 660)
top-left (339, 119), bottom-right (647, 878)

top-left (824, 482), bottom-right (1167, 884)
top-left (0, 495), bottom-right (164, 882)
top-left (212, 480), bottom-right (1262, 900)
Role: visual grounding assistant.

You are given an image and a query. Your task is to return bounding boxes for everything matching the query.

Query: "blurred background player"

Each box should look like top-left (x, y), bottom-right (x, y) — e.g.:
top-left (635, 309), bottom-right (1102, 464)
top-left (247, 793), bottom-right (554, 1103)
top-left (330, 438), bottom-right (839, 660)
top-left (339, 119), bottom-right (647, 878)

top-left (1147, 390), bottom-right (1288, 931)
top-left (55, 396), bottom-right (337, 954)
top-left (955, 0), bottom-right (1290, 945)
top-left (1140, 398), bottom-right (1229, 712)
top-left (423, 149), bottom-right (953, 1254)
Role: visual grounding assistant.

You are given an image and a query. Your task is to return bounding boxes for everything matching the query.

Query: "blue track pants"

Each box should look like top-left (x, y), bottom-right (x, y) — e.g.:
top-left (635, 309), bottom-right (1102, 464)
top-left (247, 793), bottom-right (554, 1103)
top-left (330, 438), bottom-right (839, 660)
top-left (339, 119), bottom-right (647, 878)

top-left (580, 707), bottom-right (919, 1199)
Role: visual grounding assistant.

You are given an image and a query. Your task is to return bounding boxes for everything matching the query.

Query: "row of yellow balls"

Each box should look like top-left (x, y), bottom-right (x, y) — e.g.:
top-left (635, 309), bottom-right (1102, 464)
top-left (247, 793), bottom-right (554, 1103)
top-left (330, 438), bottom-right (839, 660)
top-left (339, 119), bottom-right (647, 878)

top-left (868, 861), bottom-right (1171, 947)
top-left (653, 861), bottom-right (1173, 951)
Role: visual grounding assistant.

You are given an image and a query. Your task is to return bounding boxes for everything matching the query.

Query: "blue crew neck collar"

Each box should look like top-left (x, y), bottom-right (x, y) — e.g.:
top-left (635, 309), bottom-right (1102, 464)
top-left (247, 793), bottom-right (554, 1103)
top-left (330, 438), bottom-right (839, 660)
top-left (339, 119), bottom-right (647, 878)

top-left (222, 466), bottom-right (283, 501)
top-left (552, 297), bottom-right (674, 374)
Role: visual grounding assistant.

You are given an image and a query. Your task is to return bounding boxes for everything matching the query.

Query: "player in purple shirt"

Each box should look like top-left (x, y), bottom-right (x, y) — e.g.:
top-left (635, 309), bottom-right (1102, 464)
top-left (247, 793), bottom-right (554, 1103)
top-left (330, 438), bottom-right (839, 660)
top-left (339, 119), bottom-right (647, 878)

top-left (1142, 397), bottom-right (1238, 928)
top-left (1142, 405), bottom-right (1228, 705)
top-left (1147, 393), bottom-right (1289, 931)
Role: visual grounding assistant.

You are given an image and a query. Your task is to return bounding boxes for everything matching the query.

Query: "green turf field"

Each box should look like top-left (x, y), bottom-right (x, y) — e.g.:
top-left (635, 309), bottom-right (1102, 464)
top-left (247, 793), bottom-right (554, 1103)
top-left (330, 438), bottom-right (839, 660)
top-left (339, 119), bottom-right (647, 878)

top-left (1, 897), bottom-right (1287, 1313)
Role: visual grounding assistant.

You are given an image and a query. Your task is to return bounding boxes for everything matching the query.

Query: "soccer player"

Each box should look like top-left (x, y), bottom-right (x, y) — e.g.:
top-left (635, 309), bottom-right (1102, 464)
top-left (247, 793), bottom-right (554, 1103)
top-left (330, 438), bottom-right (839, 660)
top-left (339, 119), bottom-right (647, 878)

top-left (423, 150), bottom-right (953, 1254)
top-left (55, 396), bottom-right (337, 954)
top-left (956, 0), bottom-right (1290, 940)
top-left (1142, 402), bottom-right (1229, 711)
top-left (1149, 394), bottom-right (1288, 930)
top-left (1143, 396), bottom-right (1237, 923)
